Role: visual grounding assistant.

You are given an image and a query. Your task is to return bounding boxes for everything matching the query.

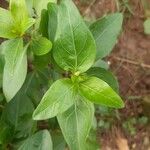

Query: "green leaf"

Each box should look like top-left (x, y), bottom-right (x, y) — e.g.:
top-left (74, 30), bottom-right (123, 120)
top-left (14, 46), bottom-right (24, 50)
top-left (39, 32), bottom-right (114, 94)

top-left (25, 0), bottom-right (34, 17)
top-left (25, 0), bottom-right (57, 17)
top-left (0, 7), bottom-right (17, 39)
top-left (86, 129), bottom-right (100, 150)
top-left (144, 19), bottom-right (150, 34)
top-left (2, 38), bottom-right (28, 102)
top-left (92, 59), bottom-right (109, 69)
top-left (9, 0), bottom-right (35, 36)
top-left (22, 69), bottom-right (52, 107)
top-left (57, 96), bottom-right (94, 150)
top-left (33, 53), bottom-right (51, 69)
top-left (30, 36), bottom-right (52, 56)
top-left (33, 0), bottom-right (57, 17)
top-left (33, 79), bottom-right (75, 120)
top-left (47, 3), bottom-right (59, 42)
top-left (90, 13), bottom-right (123, 59)
top-left (53, 0), bottom-right (96, 73)
top-left (0, 56), bottom-right (4, 88)
top-left (10, 0), bottom-right (28, 18)
top-left (18, 130), bottom-right (53, 150)
top-left (79, 77), bottom-right (124, 108)
top-left (0, 121), bottom-right (14, 145)
top-left (25, 0), bottom-right (57, 29)
top-left (85, 116), bottom-right (100, 149)
top-left (13, 17), bottom-right (35, 37)
top-left (51, 131), bottom-right (66, 150)
top-left (1, 91), bottom-right (35, 139)
top-left (40, 9), bottom-right (49, 37)
top-left (87, 67), bottom-right (119, 92)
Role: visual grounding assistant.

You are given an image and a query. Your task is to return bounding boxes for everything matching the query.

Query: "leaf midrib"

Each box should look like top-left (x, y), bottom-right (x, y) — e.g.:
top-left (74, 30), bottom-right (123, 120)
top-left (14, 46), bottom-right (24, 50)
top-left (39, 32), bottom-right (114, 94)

top-left (95, 15), bottom-right (121, 42)
top-left (36, 84), bottom-right (74, 115)
top-left (80, 82), bottom-right (121, 107)
top-left (66, 4), bottom-right (77, 71)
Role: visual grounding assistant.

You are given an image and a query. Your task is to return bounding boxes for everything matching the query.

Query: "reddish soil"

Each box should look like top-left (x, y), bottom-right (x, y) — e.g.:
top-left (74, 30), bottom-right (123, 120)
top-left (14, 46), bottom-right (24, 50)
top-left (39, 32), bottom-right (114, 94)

top-left (75, 0), bottom-right (150, 149)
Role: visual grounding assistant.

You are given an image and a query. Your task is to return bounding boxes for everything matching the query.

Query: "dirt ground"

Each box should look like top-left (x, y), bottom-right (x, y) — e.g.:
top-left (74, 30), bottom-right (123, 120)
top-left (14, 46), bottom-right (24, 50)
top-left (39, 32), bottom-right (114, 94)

top-left (75, 0), bottom-right (150, 149)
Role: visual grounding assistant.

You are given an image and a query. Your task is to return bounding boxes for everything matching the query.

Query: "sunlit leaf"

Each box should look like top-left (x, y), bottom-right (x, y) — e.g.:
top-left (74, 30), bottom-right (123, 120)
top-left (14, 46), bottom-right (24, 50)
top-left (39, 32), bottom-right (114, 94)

top-left (79, 77), bottom-right (124, 108)
top-left (33, 79), bottom-right (75, 120)
top-left (53, 0), bottom-right (96, 73)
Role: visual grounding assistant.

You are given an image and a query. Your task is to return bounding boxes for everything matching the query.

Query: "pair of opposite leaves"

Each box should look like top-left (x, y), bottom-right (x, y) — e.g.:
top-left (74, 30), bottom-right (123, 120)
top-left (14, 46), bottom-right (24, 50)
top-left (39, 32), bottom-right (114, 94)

top-left (33, 0), bottom-right (124, 120)
top-left (32, 1), bottom-right (124, 149)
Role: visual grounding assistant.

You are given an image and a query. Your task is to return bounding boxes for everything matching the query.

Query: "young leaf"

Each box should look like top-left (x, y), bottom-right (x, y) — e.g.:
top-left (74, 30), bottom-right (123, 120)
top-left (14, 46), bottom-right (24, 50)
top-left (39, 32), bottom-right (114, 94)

top-left (9, 0), bottom-right (35, 36)
top-left (2, 38), bottom-right (27, 102)
top-left (57, 97), bottom-right (94, 150)
top-left (10, 0), bottom-right (28, 19)
top-left (87, 67), bottom-right (119, 92)
top-left (0, 7), bottom-right (17, 39)
top-left (18, 130), bottom-right (53, 150)
top-left (29, 36), bottom-right (52, 56)
top-left (53, 0), bottom-right (96, 73)
top-left (90, 13), bottom-right (123, 59)
top-left (79, 77), bottom-right (124, 108)
top-left (33, 79), bottom-right (75, 120)
top-left (25, 0), bottom-right (34, 17)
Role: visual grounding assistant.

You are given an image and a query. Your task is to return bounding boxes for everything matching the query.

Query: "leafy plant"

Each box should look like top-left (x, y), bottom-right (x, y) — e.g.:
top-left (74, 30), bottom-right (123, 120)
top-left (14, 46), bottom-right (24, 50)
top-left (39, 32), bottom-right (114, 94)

top-left (0, 0), bottom-right (124, 149)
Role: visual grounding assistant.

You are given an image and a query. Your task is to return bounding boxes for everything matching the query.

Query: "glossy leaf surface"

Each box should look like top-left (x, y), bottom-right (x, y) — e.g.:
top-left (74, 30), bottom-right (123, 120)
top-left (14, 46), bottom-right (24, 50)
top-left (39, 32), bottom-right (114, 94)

top-left (79, 77), bottom-right (124, 108)
top-left (53, 0), bottom-right (96, 73)
top-left (87, 67), bottom-right (119, 92)
top-left (33, 79), bottom-right (75, 120)
top-left (30, 36), bottom-right (52, 56)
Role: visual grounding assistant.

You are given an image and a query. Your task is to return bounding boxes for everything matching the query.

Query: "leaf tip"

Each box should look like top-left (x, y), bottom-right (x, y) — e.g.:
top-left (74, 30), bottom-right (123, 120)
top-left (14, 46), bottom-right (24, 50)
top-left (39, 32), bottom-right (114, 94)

top-left (116, 98), bottom-right (125, 109)
top-left (3, 88), bottom-right (14, 103)
top-left (32, 110), bottom-right (40, 121)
